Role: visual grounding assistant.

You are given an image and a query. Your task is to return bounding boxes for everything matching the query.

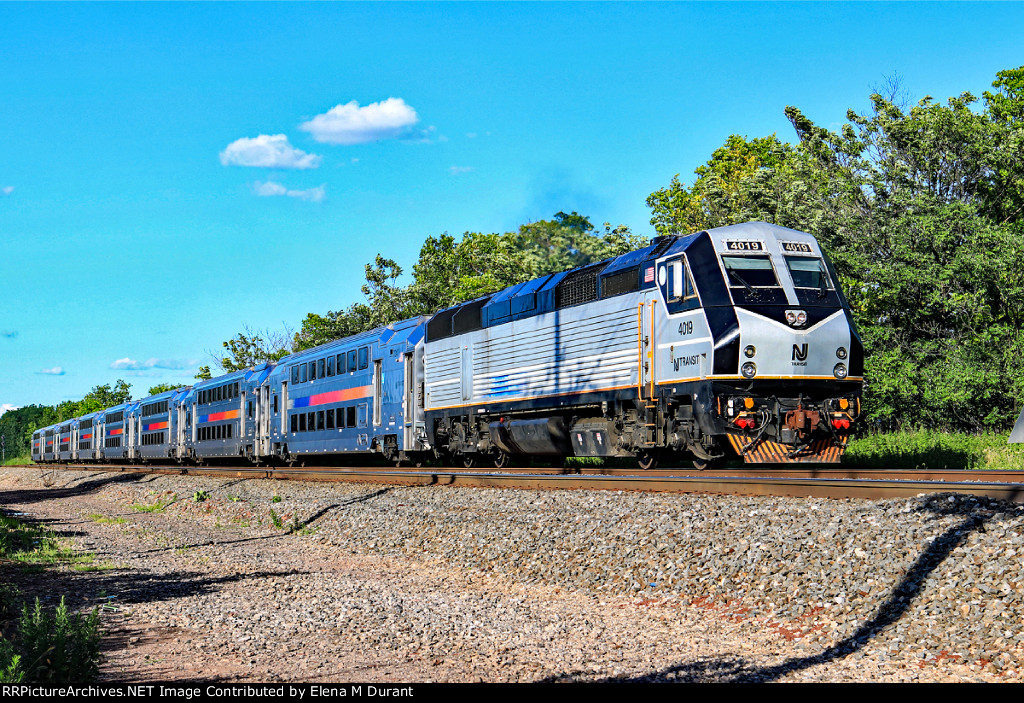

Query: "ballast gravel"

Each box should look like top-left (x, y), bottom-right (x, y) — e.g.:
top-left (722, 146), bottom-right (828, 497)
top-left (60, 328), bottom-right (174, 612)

top-left (1, 465), bottom-right (1022, 682)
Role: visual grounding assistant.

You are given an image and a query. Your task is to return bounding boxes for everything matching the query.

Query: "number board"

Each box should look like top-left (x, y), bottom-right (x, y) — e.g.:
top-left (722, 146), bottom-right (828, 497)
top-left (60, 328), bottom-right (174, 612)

top-left (781, 241), bottom-right (813, 253)
top-left (724, 240), bottom-right (763, 251)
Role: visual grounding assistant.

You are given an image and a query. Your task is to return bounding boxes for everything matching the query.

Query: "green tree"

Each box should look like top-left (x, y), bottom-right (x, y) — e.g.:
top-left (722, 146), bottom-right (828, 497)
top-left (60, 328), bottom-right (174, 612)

top-left (146, 383), bottom-right (186, 396)
top-left (292, 213), bottom-right (645, 352)
top-left (79, 381), bottom-right (132, 411)
top-left (216, 326), bottom-right (293, 372)
top-left (646, 65), bottom-right (1024, 431)
top-left (293, 304), bottom-right (373, 352)
top-left (0, 405), bottom-right (49, 458)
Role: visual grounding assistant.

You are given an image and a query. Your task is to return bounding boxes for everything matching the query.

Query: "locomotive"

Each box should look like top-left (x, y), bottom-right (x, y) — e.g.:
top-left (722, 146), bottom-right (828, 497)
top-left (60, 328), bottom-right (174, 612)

top-left (32, 221), bottom-right (863, 469)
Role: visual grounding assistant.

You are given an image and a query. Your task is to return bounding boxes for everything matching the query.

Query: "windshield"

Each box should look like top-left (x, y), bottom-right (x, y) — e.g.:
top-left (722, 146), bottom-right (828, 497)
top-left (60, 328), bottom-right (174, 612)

top-left (785, 256), bottom-right (832, 289)
top-left (721, 255), bottom-right (780, 288)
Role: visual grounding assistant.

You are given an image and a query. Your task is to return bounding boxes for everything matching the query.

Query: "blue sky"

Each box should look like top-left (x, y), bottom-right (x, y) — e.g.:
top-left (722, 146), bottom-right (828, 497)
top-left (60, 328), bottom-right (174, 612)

top-left (2, 2), bottom-right (1022, 413)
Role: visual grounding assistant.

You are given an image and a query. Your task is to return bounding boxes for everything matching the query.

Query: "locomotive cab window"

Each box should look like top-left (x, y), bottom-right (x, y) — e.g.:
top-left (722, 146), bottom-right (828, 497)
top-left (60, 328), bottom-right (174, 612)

top-left (785, 256), bottom-right (833, 290)
top-left (666, 258), bottom-right (697, 303)
top-left (721, 255), bottom-right (780, 288)
top-left (720, 254), bottom-right (786, 305)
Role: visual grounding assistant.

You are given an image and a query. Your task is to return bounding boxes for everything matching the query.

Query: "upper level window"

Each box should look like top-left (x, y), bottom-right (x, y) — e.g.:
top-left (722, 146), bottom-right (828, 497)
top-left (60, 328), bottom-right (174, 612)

top-left (358, 347), bottom-right (369, 370)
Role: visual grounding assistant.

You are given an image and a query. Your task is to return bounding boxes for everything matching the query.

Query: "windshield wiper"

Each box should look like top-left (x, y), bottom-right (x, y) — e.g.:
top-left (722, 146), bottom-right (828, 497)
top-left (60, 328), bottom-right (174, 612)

top-left (728, 269), bottom-right (762, 301)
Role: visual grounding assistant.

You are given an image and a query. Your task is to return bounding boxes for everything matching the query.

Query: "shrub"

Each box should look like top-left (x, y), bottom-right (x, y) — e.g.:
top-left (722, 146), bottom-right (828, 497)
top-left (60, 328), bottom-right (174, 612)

top-left (2, 597), bottom-right (102, 683)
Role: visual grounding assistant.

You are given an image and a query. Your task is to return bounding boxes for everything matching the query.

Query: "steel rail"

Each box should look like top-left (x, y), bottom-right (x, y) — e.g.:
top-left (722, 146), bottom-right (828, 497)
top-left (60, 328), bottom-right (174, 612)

top-left (14, 463), bottom-right (1024, 503)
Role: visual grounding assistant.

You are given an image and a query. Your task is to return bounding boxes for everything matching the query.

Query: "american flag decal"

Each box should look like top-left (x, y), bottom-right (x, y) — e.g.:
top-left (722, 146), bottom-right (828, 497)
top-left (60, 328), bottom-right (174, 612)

top-left (644, 266), bottom-right (655, 283)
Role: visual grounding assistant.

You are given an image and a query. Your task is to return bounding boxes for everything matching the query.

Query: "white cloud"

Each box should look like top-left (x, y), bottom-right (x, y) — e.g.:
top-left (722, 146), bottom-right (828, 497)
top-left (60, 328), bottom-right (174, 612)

top-left (300, 98), bottom-right (421, 145)
top-left (219, 134), bottom-right (321, 169)
top-left (39, 366), bottom-right (64, 376)
top-left (110, 357), bottom-right (192, 371)
top-left (0, 403), bottom-right (19, 418)
top-left (449, 166), bottom-right (474, 175)
top-left (253, 181), bottom-right (325, 203)
top-left (1, 186), bottom-right (13, 196)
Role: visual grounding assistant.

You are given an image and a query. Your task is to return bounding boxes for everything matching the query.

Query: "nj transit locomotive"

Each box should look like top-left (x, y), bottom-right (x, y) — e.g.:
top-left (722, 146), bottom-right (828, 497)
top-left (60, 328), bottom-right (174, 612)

top-left (32, 222), bottom-right (863, 469)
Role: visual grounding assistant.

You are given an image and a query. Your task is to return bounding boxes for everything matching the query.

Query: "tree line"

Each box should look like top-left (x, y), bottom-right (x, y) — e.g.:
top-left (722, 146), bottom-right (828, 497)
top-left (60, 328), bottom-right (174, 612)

top-left (0, 381), bottom-right (182, 459)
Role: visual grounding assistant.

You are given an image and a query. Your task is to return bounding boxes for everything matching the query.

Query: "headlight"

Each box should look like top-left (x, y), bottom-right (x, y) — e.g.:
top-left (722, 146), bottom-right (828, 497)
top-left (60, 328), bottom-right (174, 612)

top-left (744, 345), bottom-right (756, 358)
top-left (741, 362), bottom-right (757, 379)
top-left (833, 363), bottom-right (848, 379)
top-left (785, 310), bottom-right (807, 328)
top-left (836, 347), bottom-right (847, 359)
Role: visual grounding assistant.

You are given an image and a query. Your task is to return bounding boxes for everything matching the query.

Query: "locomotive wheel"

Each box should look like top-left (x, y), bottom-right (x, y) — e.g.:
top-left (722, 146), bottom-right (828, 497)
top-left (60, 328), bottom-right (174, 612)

top-left (492, 450), bottom-right (511, 469)
top-left (462, 454), bottom-right (478, 469)
top-left (692, 456), bottom-right (725, 471)
top-left (636, 449), bottom-right (660, 470)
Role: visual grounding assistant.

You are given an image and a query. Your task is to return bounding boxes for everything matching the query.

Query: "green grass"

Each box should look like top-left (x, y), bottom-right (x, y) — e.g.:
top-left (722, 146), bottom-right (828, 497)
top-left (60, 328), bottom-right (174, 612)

top-left (1, 455), bottom-right (32, 467)
top-left (844, 430), bottom-right (1024, 470)
top-left (0, 514), bottom-right (96, 568)
top-left (87, 513), bottom-right (127, 525)
top-left (71, 561), bottom-right (121, 573)
top-left (131, 493), bottom-right (177, 513)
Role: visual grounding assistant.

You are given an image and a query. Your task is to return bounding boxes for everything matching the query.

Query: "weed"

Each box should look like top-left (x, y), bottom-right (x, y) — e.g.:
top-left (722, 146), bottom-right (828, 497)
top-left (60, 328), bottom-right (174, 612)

top-left (72, 561), bottom-right (120, 573)
top-left (0, 514), bottom-right (94, 568)
top-left (268, 508), bottom-right (284, 530)
top-left (87, 514), bottom-right (126, 525)
top-left (271, 495), bottom-right (282, 504)
top-left (193, 491), bottom-right (210, 503)
top-left (0, 583), bottom-right (20, 620)
top-left (1, 597), bottom-right (102, 683)
top-left (131, 494), bottom-right (176, 513)
top-left (227, 495), bottom-right (241, 503)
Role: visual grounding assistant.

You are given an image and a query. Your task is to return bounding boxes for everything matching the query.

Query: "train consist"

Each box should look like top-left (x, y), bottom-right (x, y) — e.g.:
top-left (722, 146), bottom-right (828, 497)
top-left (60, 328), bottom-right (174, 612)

top-left (32, 221), bottom-right (863, 469)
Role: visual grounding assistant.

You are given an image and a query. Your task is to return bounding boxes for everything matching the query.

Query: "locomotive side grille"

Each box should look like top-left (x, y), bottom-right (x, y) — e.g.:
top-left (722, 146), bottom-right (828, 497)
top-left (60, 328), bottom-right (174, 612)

top-left (452, 297), bottom-right (489, 335)
top-left (426, 307), bottom-right (458, 342)
top-left (601, 266), bottom-right (639, 298)
top-left (556, 262), bottom-right (606, 309)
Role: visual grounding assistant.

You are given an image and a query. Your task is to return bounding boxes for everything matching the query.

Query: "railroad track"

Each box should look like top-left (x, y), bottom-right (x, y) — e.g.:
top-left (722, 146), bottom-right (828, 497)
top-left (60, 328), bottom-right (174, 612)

top-left (14, 463), bottom-right (1024, 504)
